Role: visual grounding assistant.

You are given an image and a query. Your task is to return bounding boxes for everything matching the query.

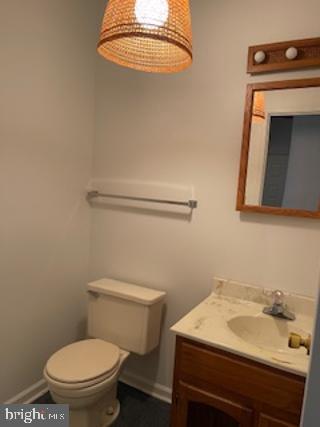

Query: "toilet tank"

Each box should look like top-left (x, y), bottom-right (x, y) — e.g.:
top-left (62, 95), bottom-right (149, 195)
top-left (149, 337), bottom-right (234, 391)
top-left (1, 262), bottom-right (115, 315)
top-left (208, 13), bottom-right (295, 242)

top-left (87, 278), bottom-right (166, 355)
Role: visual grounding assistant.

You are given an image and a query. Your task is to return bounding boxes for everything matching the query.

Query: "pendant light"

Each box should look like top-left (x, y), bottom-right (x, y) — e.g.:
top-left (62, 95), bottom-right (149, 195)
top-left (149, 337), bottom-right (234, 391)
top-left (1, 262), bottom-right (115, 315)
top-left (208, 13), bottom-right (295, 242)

top-left (97, 0), bottom-right (193, 73)
top-left (252, 91), bottom-right (266, 123)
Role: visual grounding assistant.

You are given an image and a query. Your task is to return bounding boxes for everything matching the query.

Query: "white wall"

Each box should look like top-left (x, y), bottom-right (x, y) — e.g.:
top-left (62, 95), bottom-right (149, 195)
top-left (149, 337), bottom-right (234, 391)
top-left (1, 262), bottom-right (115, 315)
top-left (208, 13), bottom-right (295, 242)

top-left (91, 0), bottom-right (320, 390)
top-left (0, 1), bottom-right (99, 402)
top-left (301, 276), bottom-right (320, 426)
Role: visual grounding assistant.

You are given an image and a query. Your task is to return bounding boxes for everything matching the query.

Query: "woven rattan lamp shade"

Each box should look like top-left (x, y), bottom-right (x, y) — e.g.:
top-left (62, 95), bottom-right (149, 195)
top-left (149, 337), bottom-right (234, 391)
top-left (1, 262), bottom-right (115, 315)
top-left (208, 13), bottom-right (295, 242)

top-left (97, 0), bottom-right (193, 73)
top-left (252, 91), bottom-right (266, 123)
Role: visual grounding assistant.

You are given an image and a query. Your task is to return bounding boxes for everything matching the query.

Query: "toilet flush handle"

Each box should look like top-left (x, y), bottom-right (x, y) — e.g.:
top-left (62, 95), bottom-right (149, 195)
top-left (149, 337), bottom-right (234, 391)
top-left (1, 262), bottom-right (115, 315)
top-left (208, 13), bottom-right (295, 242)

top-left (87, 290), bottom-right (100, 298)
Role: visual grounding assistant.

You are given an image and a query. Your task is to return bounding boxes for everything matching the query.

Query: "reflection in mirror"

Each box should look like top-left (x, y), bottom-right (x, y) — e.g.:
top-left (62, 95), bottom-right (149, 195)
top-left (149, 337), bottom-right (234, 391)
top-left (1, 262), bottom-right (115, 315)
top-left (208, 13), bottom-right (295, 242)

top-left (245, 87), bottom-right (320, 212)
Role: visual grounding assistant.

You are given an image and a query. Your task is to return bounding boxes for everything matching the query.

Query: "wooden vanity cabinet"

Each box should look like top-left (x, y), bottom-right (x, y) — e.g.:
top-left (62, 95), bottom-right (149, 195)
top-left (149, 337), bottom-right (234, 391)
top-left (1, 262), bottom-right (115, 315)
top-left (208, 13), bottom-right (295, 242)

top-left (171, 336), bottom-right (305, 427)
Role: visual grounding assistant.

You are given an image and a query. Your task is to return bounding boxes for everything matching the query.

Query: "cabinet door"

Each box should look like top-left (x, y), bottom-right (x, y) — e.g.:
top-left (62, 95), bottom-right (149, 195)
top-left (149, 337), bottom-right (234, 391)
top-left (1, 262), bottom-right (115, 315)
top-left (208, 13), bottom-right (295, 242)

top-left (258, 414), bottom-right (298, 427)
top-left (173, 382), bottom-right (253, 427)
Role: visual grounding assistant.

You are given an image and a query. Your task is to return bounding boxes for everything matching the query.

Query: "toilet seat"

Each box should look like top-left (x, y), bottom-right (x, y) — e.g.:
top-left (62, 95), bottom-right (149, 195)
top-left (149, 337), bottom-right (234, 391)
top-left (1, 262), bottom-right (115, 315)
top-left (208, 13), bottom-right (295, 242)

top-left (45, 339), bottom-right (120, 390)
top-left (44, 364), bottom-right (119, 390)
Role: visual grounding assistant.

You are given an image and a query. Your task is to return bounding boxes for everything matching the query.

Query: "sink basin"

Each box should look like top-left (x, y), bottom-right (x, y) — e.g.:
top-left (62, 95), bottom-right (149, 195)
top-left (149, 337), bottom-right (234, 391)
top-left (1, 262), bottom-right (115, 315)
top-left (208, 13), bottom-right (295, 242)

top-left (227, 315), bottom-right (309, 355)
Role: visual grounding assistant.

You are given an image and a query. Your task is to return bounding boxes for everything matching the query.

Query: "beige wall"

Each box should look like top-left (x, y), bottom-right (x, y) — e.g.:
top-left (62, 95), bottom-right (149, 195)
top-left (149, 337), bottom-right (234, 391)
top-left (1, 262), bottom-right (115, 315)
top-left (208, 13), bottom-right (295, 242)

top-left (0, 1), bottom-right (98, 402)
top-left (91, 0), bottom-right (320, 390)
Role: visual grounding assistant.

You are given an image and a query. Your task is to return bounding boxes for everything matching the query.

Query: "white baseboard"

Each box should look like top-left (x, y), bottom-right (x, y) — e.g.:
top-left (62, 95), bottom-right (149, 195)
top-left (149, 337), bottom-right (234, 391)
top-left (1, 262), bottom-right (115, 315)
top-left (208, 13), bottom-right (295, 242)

top-left (120, 371), bottom-right (172, 404)
top-left (5, 374), bottom-right (171, 406)
top-left (5, 379), bottom-right (48, 405)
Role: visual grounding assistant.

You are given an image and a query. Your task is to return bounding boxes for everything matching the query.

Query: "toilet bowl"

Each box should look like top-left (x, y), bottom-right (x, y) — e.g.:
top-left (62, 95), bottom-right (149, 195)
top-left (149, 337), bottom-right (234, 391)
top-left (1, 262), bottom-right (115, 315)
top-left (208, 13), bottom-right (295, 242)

top-left (44, 339), bottom-right (129, 427)
top-left (44, 278), bottom-right (166, 427)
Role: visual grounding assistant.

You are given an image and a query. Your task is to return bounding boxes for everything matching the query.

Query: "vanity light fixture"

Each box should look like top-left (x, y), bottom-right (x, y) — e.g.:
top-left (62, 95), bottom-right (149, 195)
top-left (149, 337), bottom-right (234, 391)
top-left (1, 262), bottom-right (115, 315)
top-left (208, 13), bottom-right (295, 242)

top-left (248, 37), bottom-right (320, 74)
top-left (97, 0), bottom-right (193, 73)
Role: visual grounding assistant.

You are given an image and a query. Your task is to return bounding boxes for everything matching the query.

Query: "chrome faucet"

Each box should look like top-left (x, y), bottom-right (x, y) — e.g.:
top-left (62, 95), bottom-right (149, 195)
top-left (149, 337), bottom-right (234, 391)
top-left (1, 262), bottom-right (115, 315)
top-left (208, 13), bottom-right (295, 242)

top-left (263, 290), bottom-right (296, 321)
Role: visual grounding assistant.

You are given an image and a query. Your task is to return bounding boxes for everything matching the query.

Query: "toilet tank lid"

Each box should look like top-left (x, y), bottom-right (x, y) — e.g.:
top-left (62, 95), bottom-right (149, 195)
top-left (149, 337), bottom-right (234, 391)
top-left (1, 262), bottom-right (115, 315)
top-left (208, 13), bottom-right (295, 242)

top-left (87, 278), bottom-right (166, 306)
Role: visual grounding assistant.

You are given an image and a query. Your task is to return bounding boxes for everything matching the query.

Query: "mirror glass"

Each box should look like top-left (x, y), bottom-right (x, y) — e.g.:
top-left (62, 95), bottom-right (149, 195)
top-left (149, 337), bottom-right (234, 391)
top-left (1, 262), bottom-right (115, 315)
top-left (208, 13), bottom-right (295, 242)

top-left (245, 87), bottom-right (320, 212)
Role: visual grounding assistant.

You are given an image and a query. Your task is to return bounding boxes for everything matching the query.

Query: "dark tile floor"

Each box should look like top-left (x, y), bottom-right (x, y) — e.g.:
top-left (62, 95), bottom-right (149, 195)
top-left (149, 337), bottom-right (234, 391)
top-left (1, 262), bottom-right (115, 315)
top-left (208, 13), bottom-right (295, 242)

top-left (34, 382), bottom-right (171, 427)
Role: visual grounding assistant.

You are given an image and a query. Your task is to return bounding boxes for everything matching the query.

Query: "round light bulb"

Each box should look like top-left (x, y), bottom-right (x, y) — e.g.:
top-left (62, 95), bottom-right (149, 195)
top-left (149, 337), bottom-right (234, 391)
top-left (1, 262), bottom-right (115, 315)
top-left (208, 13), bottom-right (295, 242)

top-left (254, 51), bottom-right (266, 64)
top-left (135, 0), bottom-right (169, 29)
top-left (286, 47), bottom-right (298, 60)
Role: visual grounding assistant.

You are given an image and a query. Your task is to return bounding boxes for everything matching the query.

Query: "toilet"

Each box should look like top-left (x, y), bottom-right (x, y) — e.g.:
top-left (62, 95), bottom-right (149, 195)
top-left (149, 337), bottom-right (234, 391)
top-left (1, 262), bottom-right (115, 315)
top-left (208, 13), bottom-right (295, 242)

top-left (44, 278), bottom-right (166, 427)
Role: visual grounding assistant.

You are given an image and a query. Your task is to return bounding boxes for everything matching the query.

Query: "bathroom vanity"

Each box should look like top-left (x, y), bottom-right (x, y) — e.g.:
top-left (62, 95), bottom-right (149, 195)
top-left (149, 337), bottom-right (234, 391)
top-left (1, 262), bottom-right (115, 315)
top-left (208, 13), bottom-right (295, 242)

top-left (170, 279), bottom-right (314, 427)
top-left (171, 336), bottom-right (304, 426)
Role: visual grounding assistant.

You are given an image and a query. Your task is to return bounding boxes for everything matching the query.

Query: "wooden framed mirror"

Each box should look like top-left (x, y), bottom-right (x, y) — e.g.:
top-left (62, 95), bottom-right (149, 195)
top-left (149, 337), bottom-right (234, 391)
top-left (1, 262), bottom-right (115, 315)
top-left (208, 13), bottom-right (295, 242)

top-left (237, 77), bottom-right (320, 218)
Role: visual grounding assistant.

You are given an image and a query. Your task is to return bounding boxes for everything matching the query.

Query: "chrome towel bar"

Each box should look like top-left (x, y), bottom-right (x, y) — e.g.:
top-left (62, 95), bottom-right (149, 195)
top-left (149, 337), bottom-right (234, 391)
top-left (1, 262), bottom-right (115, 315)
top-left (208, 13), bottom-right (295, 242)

top-left (87, 191), bottom-right (198, 209)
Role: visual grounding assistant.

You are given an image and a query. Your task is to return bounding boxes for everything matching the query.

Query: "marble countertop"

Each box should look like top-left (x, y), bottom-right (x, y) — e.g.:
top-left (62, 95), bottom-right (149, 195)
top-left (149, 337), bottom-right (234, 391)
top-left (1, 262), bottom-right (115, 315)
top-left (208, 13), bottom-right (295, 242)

top-left (171, 278), bottom-right (315, 377)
